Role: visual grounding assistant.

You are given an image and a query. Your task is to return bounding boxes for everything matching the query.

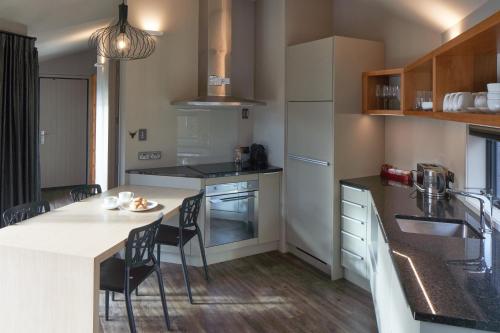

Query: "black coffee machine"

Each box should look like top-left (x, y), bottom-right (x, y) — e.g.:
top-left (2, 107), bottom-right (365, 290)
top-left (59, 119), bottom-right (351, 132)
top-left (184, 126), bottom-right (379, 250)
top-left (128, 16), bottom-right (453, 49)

top-left (249, 144), bottom-right (268, 168)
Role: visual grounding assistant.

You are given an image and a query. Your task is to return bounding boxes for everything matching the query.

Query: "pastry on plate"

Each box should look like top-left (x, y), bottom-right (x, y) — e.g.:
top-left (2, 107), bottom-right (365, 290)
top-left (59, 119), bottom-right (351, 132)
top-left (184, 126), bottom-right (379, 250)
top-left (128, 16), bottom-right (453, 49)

top-left (132, 197), bottom-right (148, 210)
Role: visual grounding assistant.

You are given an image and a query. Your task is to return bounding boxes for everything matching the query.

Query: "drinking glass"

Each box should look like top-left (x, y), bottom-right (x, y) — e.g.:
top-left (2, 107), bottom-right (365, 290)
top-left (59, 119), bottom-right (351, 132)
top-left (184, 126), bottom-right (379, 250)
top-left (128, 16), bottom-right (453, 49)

top-left (376, 85), bottom-right (382, 109)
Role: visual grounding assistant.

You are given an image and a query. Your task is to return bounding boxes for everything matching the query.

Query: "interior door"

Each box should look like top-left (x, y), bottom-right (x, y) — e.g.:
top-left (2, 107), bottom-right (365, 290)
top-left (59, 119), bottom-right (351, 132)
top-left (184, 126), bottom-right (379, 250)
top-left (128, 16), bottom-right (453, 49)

top-left (40, 78), bottom-right (88, 188)
top-left (286, 102), bottom-right (333, 264)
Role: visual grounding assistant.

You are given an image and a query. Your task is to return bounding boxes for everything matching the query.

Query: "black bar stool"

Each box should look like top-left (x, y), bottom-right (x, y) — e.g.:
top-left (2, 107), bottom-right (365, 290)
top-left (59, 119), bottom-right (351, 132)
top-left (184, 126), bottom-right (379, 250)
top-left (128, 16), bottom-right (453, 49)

top-left (2, 200), bottom-right (51, 227)
top-left (100, 214), bottom-right (170, 332)
top-left (70, 184), bottom-right (102, 202)
top-left (156, 190), bottom-right (209, 304)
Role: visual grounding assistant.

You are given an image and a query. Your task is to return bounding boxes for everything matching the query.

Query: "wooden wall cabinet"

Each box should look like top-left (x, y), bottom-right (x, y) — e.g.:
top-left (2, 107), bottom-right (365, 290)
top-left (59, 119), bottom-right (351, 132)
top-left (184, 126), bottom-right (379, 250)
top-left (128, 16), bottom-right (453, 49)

top-left (363, 11), bottom-right (500, 127)
top-left (363, 68), bottom-right (404, 115)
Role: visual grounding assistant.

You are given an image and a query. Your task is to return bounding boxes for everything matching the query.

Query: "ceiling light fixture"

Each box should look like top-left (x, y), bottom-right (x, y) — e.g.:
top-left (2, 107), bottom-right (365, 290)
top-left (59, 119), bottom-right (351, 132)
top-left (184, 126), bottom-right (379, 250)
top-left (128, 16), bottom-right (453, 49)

top-left (89, 0), bottom-right (155, 61)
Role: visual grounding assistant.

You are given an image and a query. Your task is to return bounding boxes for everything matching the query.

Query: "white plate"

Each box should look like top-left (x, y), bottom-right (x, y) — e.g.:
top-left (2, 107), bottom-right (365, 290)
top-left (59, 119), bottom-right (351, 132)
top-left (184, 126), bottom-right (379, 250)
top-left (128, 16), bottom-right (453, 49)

top-left (102, 203), bottom-right (120, 210)
top-left (127, 200), bottom-right (159, 212)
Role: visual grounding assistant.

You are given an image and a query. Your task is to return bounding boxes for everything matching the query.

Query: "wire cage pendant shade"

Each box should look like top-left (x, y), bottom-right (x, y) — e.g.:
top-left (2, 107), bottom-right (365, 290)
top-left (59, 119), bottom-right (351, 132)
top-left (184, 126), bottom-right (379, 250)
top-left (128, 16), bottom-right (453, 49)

top-left (89, 2), bottom-right (155, 60)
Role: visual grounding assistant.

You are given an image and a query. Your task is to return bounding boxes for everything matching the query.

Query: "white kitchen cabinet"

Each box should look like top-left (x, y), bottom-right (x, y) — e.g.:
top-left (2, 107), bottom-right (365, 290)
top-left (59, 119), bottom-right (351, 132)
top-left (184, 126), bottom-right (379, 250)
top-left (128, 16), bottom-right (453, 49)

top-left (286, 38), bottom-right (333, 101)
top-left (286, 36), bottom-right (385, 279)
top-left (258, 172), bottom-right (281, 244)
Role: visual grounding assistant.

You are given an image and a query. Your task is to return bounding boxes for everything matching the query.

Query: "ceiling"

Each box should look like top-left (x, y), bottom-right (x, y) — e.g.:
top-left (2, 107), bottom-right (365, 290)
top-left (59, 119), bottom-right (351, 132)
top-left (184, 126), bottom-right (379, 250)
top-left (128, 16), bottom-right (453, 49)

top-left (0, 0), bottom-right (120, 60)
top-left (369, 0), bottom-right (489, 32)
top-left (0, 0), bottom-right (490, 61)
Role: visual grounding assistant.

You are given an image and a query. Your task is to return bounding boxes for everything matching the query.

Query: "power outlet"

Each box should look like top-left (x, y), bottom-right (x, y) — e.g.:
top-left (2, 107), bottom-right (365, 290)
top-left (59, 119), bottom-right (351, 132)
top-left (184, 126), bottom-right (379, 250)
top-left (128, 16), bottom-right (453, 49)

top-left (138, 151), bottom-right (162, 160)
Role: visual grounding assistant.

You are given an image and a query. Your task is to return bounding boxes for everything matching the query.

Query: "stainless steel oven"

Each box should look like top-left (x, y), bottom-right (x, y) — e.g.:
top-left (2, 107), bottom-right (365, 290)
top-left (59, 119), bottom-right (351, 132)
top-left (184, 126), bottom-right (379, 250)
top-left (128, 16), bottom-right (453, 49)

top-left (205, 180), bottom-right (259, 247)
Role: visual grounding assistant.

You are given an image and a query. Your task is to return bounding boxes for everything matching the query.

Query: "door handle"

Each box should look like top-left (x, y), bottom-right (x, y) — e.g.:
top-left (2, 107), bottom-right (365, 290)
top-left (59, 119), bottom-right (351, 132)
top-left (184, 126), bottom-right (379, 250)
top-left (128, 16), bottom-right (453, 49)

top-left (341, 249), bottom-right (364, 260)
top-left (341, 230), bottom-right (364, 242)
top-left (219, 195), bottom-right (255, 202)
top-left (288, 154), bottom-right (330, 166)
top-left (342, 200), bottom-right (365, 209)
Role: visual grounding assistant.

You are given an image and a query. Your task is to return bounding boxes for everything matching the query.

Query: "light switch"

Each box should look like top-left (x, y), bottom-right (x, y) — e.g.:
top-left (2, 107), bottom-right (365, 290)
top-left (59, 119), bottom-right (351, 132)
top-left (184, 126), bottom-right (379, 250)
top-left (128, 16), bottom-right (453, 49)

top-left (138, 129), bottom-right (147, 141)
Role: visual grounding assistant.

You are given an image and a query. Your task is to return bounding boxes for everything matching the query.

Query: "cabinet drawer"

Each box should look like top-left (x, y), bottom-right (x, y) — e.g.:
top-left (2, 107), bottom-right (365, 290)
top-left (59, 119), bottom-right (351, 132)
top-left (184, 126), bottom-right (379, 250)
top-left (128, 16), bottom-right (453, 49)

top-left (341, 248), bottom-right (366, 277)
top-left (341, 199), bottom-right (367, 221)
top-left (341, 185), bottom-right (367, 206)
top-left (341, 215), bottom-right (366, 239)
top-left (341, 230), bottom-right (366, 257)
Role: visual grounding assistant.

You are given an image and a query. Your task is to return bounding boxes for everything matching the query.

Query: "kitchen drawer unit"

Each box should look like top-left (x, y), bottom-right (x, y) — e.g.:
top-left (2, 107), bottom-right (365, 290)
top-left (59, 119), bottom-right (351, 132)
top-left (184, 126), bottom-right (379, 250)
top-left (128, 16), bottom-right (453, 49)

top-left (341, 199), bottom-right (368, 222)
top-left (341, 185), bottom-right (368, 206)
top-left (341, 215), bottom-right (366, 239)
top-left (341, 248), bottom-right (366, 278)
top-left (341, 230), bottom-right (366, 258)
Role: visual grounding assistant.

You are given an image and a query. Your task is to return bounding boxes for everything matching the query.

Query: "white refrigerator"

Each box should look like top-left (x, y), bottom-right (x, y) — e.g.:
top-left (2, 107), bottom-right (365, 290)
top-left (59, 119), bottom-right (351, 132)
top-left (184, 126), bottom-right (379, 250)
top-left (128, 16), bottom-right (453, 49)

top-left (286, 101), bottom-right (333, 266)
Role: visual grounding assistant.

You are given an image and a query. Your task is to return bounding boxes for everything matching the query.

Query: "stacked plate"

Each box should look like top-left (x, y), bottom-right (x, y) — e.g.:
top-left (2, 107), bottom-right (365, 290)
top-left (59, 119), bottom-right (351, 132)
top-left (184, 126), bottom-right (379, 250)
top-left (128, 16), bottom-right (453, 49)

top-left (487, 83), bottom-right (500, 111)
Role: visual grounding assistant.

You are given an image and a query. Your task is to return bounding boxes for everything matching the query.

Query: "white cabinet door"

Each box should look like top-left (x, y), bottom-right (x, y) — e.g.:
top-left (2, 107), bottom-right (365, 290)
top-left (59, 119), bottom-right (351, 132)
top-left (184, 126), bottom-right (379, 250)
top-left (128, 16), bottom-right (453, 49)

top-left (286, 38), bottom-right (333, 101)
top-left (286, 158), bottom-right (333, 264)
top-left (287, 102), bottom-right (333, 161)
top-left (286, 101), bottom-right (333, 265)
top-left (258, 172), bottom-right (281, 244)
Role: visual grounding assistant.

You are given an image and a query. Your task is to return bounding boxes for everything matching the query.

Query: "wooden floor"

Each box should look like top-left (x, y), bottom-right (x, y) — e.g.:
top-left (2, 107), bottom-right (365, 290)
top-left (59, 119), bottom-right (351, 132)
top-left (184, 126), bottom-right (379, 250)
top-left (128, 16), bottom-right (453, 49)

top-left (41, 188), bottom-right (377, 332)
top-left (100, 252), bottom-right (377, 333)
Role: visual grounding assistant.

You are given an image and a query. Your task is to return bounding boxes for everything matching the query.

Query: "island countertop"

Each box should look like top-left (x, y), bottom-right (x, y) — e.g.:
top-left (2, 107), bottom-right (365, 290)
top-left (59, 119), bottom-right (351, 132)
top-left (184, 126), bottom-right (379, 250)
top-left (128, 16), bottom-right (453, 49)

top-left (340, 176), bottom-right (500, 332)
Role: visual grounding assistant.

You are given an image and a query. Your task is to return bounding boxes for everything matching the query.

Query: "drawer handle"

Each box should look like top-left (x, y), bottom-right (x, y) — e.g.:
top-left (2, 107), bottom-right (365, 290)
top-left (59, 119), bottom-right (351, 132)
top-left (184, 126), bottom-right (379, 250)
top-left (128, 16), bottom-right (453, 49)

top-left (342, 200), bottom-right (365, 209)
top-left (341, 215), bottom-right (365, 225)
top-left (342, 185), bottom-right (365, 192)
top-left (341, 230), bottom-right (364, 241)
top-left (342, 249), bottom-right (364, 260)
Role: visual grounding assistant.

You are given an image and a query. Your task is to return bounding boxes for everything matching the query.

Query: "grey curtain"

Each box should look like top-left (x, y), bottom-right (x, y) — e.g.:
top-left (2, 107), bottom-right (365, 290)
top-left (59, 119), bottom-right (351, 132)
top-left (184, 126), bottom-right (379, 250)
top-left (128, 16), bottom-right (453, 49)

top-left (0, 32), bottom-right (40, 221)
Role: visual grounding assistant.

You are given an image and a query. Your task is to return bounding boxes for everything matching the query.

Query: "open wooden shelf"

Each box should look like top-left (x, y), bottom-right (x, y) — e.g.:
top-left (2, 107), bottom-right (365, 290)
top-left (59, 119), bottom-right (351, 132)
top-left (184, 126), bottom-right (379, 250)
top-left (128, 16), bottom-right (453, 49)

top-left (363, 10), bottom-right (500, 127)
top-left (404, 110), bottom-right (500, 127)
top-left (363, 68), bottom-right (404, 115)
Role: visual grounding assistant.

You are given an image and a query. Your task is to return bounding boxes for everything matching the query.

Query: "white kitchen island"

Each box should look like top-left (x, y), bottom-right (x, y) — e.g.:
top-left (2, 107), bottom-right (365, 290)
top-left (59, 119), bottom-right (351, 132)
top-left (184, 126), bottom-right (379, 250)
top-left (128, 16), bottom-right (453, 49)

top-left (0, 185), bottom-right (196, 333)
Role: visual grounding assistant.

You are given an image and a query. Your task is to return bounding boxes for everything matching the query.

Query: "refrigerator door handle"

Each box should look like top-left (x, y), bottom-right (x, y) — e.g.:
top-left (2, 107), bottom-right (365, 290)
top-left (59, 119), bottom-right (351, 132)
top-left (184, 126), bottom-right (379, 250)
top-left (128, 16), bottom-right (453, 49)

top-left (288, 154), bottom-right (330, 167)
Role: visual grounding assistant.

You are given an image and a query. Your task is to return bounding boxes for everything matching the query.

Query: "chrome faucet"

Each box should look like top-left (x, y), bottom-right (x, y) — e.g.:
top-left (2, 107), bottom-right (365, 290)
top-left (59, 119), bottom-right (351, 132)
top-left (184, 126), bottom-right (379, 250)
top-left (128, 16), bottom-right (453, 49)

top-left (446, 189), bottom-right (489, 234)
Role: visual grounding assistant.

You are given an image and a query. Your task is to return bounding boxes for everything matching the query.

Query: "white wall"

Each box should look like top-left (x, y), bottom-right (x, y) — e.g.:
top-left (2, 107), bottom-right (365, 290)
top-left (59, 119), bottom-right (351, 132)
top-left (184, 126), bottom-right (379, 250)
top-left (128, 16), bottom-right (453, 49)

top-left (0, 18), bottom-right (27, 35)
top-left (286, 0), bottom-right (333, 46)
top-left (39, 49), bottom-right (96, 78)
top-left (333, 0), bottom-right (442, 68)
top-left (119, 0), bottom-right (198, 174)
top-left (253, 0), bottom-right (286, 167)
top-left (332, 0), bottom-right (477, 188)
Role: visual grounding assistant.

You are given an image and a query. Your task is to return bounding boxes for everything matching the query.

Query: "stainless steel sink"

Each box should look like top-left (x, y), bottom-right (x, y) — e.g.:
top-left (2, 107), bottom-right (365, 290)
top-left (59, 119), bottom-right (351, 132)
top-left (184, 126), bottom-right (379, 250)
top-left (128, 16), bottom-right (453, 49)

top-left (395, 215), bottom-right (483, 239)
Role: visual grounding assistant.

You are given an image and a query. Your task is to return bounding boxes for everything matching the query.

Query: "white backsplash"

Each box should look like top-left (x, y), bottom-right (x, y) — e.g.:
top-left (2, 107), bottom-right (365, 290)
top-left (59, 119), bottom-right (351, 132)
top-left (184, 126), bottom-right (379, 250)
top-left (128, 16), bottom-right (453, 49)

top-left (176, 108), bottom-right (253, 165)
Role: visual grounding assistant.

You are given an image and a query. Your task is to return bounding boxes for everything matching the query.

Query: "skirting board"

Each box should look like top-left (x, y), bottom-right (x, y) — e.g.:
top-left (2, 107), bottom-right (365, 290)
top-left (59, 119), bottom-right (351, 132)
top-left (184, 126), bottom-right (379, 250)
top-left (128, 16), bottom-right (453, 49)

top-left (159, 241), bottom-right (279, 266)
top-left (286, 243), bottom-right (331, 276)
top-left (344, 269), bottom-right (370, 292)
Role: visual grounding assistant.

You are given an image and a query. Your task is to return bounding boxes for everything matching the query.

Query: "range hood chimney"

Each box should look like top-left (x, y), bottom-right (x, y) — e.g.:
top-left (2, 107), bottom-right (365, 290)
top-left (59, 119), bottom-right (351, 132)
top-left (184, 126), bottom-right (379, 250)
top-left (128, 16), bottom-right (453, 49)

top-left (172, 0), bottom-right (265, 108)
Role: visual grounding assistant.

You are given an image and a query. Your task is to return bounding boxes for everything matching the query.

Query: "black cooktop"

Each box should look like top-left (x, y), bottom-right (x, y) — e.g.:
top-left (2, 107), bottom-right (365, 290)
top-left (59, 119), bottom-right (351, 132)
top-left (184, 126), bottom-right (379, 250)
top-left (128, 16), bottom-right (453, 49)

top-left (126, 162), bottom-right (282, 179)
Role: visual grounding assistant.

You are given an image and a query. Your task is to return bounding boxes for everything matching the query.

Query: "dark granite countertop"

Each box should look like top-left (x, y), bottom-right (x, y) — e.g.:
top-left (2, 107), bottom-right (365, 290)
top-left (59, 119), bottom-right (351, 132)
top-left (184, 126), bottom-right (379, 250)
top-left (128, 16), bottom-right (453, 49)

top-left (340, 176), bottom-right (500, 332)
top-left (126, 162), bottom-right (282, 179)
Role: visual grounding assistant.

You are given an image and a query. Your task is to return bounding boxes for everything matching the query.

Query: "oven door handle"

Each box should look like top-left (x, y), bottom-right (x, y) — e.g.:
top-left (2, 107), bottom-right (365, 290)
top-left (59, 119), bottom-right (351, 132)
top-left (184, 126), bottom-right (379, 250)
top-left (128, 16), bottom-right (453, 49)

top-left (218, 195), bottom-right (256, 202)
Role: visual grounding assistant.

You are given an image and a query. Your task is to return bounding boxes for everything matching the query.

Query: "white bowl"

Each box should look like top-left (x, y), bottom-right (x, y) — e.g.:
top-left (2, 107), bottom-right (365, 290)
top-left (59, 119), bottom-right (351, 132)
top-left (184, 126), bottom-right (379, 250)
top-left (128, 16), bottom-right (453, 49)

top-left (487, 92), bottom-right (500, 99)
top-left (487, 99), bottom-right (500, 111)
top-left (421, 101), bottom-right (433, 110)
top-left (487, 83), bottom-right (500, 92)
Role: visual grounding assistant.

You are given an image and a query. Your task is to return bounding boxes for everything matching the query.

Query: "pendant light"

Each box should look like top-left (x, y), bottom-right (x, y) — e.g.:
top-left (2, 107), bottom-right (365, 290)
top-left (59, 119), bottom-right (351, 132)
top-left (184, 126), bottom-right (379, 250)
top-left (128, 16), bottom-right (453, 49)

top-left (89, 0), bottom-right (155, 61)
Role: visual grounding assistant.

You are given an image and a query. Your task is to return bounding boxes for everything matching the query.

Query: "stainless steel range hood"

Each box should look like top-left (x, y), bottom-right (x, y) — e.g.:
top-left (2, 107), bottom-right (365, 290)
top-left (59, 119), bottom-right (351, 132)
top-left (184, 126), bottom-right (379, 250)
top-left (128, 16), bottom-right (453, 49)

top-left (172, 0), bottom-right (265, 108)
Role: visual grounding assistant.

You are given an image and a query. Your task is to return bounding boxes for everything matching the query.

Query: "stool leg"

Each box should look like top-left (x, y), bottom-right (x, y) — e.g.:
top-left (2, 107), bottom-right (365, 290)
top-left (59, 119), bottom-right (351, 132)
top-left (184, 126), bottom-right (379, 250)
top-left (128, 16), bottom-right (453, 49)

top-left (179, 245), bottom-right (193, 304)
top-left (196, 228), bottom-right (209, 281)
top-left (105, 290), bottom-right (110, 321)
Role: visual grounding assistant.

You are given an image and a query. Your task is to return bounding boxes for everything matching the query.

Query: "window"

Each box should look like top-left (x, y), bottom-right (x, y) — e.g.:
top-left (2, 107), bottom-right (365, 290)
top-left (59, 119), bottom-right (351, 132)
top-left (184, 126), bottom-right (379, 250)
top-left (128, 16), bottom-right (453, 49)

top-left (486, 139), bottom-right (500, 209)
top-left (469, 126), bottom-right (500, 210)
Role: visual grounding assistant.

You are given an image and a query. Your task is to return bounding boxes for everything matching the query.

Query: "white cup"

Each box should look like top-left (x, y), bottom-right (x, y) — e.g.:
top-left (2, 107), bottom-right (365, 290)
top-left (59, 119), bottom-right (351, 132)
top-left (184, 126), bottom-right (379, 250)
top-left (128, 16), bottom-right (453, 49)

top-left (443, 94), bottom-right (451, 111)
top-left (103, 196), bottom-right (118, 208)
top-left (474, 93), bottom-right (487, 108)
top-left (453, 92), bottom-right (473, 111)
top-left (118, 191), bottom-right (134, 204)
